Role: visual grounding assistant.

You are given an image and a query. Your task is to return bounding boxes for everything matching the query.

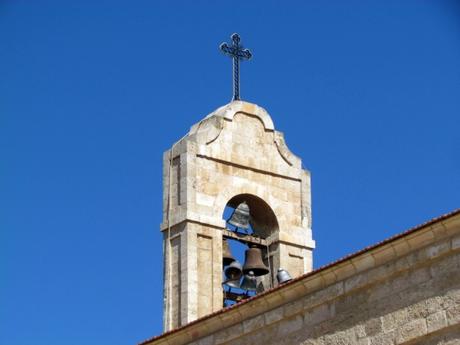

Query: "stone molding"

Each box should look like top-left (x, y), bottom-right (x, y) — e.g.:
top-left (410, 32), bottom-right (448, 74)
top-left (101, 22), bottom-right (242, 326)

top-left (190, 101), bottom-right (275, 133)
top-left (188, 101), bottom-right (302, 174)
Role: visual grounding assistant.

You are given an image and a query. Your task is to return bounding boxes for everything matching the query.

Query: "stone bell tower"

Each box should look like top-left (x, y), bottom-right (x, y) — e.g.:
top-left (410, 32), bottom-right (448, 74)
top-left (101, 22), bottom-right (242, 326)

top-left (161, 101), bottom-right (315, 331)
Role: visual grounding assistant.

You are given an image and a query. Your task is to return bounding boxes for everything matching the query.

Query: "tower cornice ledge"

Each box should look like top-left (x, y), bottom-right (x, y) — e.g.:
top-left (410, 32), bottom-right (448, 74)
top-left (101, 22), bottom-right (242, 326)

top-left (160, 213), bottom-right (226, 231)
top-left (268, 230), bottom-right (316, 249)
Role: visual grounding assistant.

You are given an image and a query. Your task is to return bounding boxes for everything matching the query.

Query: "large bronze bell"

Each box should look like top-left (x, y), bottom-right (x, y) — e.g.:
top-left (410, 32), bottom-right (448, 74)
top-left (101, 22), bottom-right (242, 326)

top-left (222, 239), bottom-right (236, 267)
top-left (227, 202), bottom-right (251, 229)
top-left (224, 260), bottom-right (243, 280)
top-left (243, 246), bottom-right (269, 276)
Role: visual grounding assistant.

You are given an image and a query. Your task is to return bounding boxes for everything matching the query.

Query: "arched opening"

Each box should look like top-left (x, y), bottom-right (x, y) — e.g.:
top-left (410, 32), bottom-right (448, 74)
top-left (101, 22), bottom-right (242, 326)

top-left (224, 193), bottom-right (279, 239)
top-left (221, 194), bottom-right (279, 306)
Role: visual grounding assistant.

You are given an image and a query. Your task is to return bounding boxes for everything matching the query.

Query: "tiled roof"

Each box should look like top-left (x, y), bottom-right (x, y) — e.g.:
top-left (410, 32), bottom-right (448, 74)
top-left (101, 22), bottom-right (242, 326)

top-left (139, 208), bottom-right (460, 345)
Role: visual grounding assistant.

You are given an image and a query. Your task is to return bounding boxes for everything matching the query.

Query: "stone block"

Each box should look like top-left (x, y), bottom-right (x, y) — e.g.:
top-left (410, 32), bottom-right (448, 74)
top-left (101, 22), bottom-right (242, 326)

top-left (304, 303), bottom-right (331, 326)
top-left (367, 262), bottom-right (395, 285)
top-left (444, 287), bottom-right (460, 308)
top-left (242, 314), bottom-right (265, 334)
top-left (452, 234), bottom-right (460, 250)
top-left (393, 253), bottom-right (416, 273)
top-left (344, 271), bottom-right (368, 293)
top-left (358, 338), bottom-right (371, 345)
top-left (335, 288), bottom-right (368, 315)
top-left (430, 252), bottom-right (460, 278)
top-left (372, 246), bottom-right (396, 265)
top-left (395, 318), bottom-right (427, 344)
top-left (446, 304), bottom-right (460, 326)
top-left (425, 240), bottom-right (451, 259)
top-left (277, 315), bottom-right (303, 337)
top-left (352, 254), bottom-right (375, 272)
top-left (304, 282), bottom-right (344, 310)
top-left (303, 275), bottom-right (325, 292)
top-left (426, 310), bottom-right (447, 333)
top-left (407, 230), bottom-right (435, 249)
top-left (392, 240), bottom-right (411, 257)
top-left (368, 331), bottom-right (395, 345)
top-left (364, 317), bottom-right (383, 337)
top-left (213, 322), bottom-right (243, 344)
top-left (409, 267), bottom-right (431, 285)
top-left (264, 306), bottom-right (285, 325)
top-left (284, 299), bottom-right (304, 318)
top-left (323, 329), bottom-right (357, 345)
top-left (355, 324), bottom-right (367, 339)
top-left (407, 296), bottom-right (444, 319)
top-left (197, 335), bottom-right (214, 345)
top-left (381, 309), bottom-right (410, 333)
top-left (321, 270), bottom-right (338, 285)
top-left (333, 262), bottom-right (356, 281)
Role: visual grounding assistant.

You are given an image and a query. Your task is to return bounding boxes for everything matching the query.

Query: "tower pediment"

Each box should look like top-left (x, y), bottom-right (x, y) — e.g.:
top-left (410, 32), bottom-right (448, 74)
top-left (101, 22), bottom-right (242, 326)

top-left (188, 101), bottom-right (302, 179)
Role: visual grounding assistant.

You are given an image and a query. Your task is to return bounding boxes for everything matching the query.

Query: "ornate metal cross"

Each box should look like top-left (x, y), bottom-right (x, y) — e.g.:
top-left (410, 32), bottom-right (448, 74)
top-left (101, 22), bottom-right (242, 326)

top-left (220, 33), bottom-right (252, 101)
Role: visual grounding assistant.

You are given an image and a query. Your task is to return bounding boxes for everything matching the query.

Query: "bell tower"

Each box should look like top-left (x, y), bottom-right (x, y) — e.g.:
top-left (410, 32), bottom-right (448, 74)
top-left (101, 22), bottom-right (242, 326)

top-left (161, 101), bottom-right (315, 331)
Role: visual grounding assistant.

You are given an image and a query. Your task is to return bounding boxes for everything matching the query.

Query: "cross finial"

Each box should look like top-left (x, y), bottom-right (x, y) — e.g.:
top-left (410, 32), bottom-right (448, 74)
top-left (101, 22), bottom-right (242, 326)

top-left (220, 33), bottom-right (252, 101)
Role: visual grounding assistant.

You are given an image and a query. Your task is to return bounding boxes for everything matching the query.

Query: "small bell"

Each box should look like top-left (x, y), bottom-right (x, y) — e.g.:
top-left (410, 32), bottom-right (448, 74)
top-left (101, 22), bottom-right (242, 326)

top-left (224, 260), bottom-right (243, 280)
top-left (222, 239), bottom-right (236, 267)
top-left (240, 271), bottom-right (257, 291)
top-left (243, 246), bottom-right (269, 276)
top-left (227, 202), bottom-right (251, 230)
top-left (276, 268), bottom-right (292, 284)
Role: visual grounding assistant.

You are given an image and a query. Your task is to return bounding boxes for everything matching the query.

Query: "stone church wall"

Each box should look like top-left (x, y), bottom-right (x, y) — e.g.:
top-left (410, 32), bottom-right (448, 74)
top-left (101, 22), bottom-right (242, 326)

top-left (142, 211), bottom-right (460, 345)
top-left (220, 234), bottom-right (460, 345)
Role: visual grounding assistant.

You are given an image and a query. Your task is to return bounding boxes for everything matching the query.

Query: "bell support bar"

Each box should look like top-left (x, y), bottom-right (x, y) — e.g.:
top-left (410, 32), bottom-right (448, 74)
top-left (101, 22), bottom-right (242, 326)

top-left (222, 229), bottom-right (267, 246)
top-left (224, 290), bottom-right (250, 302)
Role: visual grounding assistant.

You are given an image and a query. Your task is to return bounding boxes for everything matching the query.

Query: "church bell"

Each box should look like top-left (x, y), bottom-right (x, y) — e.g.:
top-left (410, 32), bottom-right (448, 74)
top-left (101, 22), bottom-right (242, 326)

top-left (243, 246), bottom-right (269, 276)
top-left (224, 260), bottom-right (243, 280)
top-left (227, 202), bottom-right (251, 229)
top-left (276, 268), bottom-right (292, 284)
top-left (240, 271), bottom-right (257, 291)
top-left (222, 239), bottom-right (236, 267)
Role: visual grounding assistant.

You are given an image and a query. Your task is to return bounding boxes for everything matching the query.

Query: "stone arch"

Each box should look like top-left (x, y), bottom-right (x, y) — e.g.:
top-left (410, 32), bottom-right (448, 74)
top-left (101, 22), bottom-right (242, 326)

top-left (214, 184), bottom-right (281, 239)
top-left (224, 194), bottom-right (279, 239)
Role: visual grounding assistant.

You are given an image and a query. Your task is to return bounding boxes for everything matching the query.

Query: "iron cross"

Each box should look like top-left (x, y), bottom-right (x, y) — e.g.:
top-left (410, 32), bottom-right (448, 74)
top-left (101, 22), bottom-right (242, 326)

top-left (220, 33), bottom-right (252, 101)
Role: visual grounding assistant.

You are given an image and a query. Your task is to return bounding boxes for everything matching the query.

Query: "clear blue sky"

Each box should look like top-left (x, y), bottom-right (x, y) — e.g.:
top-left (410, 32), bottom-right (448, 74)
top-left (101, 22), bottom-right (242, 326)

top-left (1, 1), bottom-right (459, 345)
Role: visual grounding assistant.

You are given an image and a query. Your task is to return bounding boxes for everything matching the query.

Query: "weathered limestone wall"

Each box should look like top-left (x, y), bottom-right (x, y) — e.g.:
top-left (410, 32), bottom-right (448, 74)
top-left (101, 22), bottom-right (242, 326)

top-left (222, 230), bottom-right (460, 345)
top-left (162, 222), bottom-right (223, 329)
top-left (161, 101), bottom-right (315, 331)
top-left (147, 211), bottom-right (460, 345)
